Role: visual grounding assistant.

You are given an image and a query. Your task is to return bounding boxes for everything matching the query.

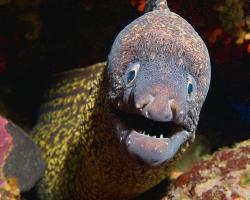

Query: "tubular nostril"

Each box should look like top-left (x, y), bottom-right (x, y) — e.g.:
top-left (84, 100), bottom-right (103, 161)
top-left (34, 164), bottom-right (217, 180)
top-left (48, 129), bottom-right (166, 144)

top-left (135, 103), bottom-right (140, 109)
top-left (144, 111), bottom-right (150, 118)
top-left (135, 103), bottom-right (148, 114)
top-left (176, 110), bottom-right (184, 123)
top-left (169, 99), bottom-right (177, 119)
top-left (135, 95), bottom-right (155, 112)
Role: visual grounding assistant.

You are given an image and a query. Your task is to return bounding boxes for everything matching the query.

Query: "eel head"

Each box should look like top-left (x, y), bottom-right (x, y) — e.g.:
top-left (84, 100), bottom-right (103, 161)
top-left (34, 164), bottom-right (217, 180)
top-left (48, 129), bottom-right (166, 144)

top-left (106, 10), bottom-right (211, 167)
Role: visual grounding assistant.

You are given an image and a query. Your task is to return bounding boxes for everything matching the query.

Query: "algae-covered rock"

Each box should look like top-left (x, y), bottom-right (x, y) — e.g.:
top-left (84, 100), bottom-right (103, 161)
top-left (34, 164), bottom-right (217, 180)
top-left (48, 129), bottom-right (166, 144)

top-left (0, 115), bottom-right (45, 199)
top-left (164, 140), bottom-right (250, 199)
top-left (0, 116), bottom-right (20, 200)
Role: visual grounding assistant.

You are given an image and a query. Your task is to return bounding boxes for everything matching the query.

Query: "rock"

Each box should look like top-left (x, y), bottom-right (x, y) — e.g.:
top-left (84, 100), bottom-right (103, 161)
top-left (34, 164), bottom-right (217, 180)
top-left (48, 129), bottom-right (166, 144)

top-left (0, 115), bottom-right (46, 199)
top-left (164, 140), bottom-right (250, 199)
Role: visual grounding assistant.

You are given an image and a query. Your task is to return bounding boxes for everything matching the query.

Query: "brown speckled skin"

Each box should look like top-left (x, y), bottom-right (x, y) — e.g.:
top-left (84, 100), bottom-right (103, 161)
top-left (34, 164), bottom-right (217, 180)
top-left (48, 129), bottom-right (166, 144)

top-left (164, 140), bottom-right (250, 199)
top-left (33, 7), bottom-right (210, 200)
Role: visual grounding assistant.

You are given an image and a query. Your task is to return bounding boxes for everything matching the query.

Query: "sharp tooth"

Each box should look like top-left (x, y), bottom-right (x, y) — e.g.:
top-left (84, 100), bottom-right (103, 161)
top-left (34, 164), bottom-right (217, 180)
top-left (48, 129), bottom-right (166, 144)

top-left (153, 136), bottom-right (156, 138)
top-left (160, 134), bottom-right (163, 138)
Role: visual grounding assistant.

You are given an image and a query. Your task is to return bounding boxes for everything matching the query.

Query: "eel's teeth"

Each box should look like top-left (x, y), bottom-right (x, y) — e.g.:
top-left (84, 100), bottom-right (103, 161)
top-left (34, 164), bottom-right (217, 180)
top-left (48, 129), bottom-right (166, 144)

top-left (160, 134), bottom-right (163, 138)
top-left (153, 136), bottom-right (156, 138)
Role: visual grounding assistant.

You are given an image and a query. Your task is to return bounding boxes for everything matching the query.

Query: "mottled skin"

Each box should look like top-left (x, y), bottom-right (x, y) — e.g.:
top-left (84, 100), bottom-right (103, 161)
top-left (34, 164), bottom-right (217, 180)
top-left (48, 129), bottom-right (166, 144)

top-left (33, 4), bottom-right (210, 200)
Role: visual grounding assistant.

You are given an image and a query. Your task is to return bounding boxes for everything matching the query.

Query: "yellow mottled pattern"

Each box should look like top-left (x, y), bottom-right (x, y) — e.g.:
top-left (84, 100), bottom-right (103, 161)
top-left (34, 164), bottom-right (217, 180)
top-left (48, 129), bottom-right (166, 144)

top-left (33, 63), bottom-right (106, 199)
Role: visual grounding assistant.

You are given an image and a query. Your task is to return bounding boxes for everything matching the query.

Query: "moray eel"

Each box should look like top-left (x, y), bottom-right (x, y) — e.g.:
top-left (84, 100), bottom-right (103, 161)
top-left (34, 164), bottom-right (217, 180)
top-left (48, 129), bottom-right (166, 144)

top-left (33, 1), bottom-right (211, 200)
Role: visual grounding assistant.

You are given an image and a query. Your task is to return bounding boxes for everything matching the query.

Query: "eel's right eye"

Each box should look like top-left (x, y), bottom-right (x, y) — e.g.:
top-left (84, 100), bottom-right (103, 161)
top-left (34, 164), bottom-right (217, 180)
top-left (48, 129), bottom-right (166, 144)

top-left (187, 81), bottom-right (193, 95)
top-left (187, 74), bottom-right (197, 101)
top-left (125, 62), bottom-right (140, 87)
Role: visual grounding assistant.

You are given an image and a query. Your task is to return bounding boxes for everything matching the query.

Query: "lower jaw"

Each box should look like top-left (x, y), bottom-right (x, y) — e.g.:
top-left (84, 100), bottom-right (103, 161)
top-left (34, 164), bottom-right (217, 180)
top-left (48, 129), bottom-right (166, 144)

top-left (125, 129), bottom-right (193, 167)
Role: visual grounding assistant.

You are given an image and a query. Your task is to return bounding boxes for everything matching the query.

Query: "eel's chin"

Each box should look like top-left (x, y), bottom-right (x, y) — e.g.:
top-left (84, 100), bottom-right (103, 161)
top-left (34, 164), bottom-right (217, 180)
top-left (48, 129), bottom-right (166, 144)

top-left (111, 112), bottom-right (194, 167)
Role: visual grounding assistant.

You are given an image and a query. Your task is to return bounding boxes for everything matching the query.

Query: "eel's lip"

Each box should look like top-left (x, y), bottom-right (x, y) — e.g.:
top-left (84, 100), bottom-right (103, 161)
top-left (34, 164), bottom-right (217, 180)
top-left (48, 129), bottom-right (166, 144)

top-left (126, 129), bottom-right (192, 167)
top-left (111, 112), bottom-right (194, 167)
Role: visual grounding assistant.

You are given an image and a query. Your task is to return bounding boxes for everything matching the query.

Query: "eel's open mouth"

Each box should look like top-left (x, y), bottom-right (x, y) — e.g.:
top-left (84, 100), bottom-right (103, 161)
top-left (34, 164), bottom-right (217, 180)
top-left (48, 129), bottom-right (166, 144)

top-left (112, 111), bottom-right (193, 167)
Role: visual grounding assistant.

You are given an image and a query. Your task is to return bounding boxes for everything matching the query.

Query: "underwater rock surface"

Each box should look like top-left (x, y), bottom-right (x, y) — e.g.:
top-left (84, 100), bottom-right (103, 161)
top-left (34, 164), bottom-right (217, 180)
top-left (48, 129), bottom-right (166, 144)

top-left (163, 139), bottom-right (250, 199)
top-left (0, 115), bottom-right (45, 200)
top-left (0, 116), bottom-right (20, 200)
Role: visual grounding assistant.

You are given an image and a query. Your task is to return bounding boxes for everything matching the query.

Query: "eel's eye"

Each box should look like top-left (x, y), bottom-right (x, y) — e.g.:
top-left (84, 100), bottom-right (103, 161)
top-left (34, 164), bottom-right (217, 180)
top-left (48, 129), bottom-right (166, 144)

top-left (187, 74), bottom-right (197, 101)
top-left (127, 70), bottom-right (136, 84)
top-left (125, 62), bottom-right (140, 87)
top-left (187, 81), bottom-right (193, 95)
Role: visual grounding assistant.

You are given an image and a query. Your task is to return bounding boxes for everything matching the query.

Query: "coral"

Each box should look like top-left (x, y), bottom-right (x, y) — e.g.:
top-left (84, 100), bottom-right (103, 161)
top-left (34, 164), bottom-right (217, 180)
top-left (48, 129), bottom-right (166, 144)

top-left (130, 0), bottom-right (146, 12)
top-left (163, 140), bottom-right (250, 199)
top-left (213, 0), bottom-right (250, 44)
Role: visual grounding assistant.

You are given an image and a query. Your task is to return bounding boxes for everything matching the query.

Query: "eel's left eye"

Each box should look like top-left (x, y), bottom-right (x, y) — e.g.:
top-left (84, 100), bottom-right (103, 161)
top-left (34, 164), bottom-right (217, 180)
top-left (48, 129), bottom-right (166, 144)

top-left (125, 62), bottom-right (140, 87)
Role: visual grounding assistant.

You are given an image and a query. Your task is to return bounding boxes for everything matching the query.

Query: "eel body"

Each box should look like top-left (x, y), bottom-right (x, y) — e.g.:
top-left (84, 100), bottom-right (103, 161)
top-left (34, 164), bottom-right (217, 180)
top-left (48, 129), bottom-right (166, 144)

top-left (33, 2), bottom-right (211, 200)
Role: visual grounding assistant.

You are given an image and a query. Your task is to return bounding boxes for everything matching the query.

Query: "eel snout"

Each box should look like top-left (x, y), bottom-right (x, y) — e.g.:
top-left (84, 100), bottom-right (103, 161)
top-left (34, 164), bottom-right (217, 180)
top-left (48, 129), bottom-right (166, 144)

top-left (135, 93), bottom-right (175, 122)
top-left (133, 86), bottom-right (185, 123)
